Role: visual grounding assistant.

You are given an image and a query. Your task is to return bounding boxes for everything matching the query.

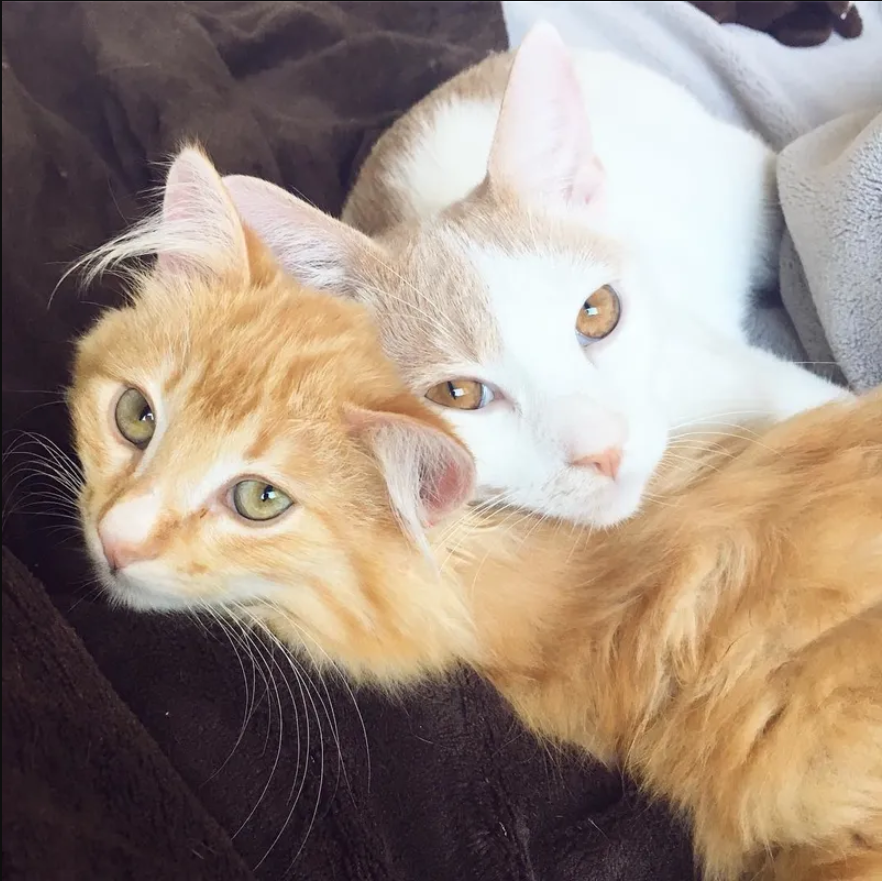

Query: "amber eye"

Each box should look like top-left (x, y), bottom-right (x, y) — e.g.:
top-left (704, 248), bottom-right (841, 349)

top-left (232, 479), bottom-right (294, 522)
top-left (425, 379), bottom-right (494, 411)
top-left (576, 285), bottom-right (621, 344)
top-left (115, 388), bottom-right (156, 449)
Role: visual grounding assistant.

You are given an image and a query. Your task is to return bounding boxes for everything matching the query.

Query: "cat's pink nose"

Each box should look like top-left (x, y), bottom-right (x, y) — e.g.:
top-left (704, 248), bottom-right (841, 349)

top-left (98, 523), bottom-right (154, 573)
top-left (97, 492), bottom-right (161, 573)
top-left (571, 447), bottom-right (622, 480)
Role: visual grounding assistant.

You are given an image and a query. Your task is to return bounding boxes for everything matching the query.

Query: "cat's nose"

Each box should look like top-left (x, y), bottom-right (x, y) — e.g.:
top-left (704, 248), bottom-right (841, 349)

top-left (571, 447), bottom-right (622, 480)
top-left (97, 494), bottom-right (160, 573)
top-left (98, 525), bottom-right (155, 573)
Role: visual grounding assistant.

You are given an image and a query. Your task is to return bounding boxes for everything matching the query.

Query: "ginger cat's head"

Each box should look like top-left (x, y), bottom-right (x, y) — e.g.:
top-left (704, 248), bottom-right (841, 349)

top-left (221, 25), bottom-right (668, 528)
top-left (70, 148), bottom-right (477, 680)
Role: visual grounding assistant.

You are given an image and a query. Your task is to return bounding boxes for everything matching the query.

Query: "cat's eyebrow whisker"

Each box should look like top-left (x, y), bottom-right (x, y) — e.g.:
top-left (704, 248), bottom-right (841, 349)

top-left (362, 252), bottom-right (440, 316)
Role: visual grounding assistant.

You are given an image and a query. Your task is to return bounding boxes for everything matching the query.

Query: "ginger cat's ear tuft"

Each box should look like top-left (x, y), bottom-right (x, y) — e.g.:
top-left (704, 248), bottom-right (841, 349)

top-left (156, 146), bottom-right (250, 280)
top-left (223, 174), bottom-right (383, 294)
top-left (345, 404), bottom-right (475, 540)
top-left (488, 22), bottom-right (604, 208)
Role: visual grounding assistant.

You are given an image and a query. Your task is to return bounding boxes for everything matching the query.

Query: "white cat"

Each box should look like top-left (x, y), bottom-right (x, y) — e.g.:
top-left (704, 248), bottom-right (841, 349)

top-left (224, 23), bottom-right (846, 527)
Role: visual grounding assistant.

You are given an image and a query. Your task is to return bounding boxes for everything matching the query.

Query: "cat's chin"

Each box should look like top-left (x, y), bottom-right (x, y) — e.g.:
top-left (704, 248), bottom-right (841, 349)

top-left (573, 472), bottom-right (649, 529)
top-left (99, 568), bottom-right (200, 613)
top-left (543, 445), bottom-right (661, 528)
top-left (476, 468), bottom-right (651, 530)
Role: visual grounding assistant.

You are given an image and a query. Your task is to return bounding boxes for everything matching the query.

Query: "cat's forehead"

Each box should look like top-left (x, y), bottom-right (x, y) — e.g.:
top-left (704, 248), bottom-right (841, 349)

top-left (363, 224), bottom-right (503, 382)
top-left (85, 276), bottom-right (394, 437)
top-left (451, 190), bottom-right (625, 270)
top-left (362, 204), bottom-right (623, 386)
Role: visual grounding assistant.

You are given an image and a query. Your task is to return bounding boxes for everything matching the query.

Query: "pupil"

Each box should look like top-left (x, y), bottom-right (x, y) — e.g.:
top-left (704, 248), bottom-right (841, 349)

top-left (139, 406), bottom-right (154, 423)
top-left (584, 304), bottom-right (599, 317)
top-left (449, 382), bottom-right (464, 399)
top-left (260, 485), bottom-right (275, 503)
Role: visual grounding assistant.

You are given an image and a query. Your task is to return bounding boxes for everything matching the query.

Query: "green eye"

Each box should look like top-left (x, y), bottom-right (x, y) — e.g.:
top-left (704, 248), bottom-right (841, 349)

top-left (232, 479), bottom-right (294, 522)
top-left (115, 388), bottom-right (156, 449)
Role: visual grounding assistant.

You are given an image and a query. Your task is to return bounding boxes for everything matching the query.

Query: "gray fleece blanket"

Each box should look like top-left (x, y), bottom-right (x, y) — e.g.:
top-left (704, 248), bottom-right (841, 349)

top-left (779, 109), bottom-right (882, 391)
top-left (504, 1), bottom-right (882, 390)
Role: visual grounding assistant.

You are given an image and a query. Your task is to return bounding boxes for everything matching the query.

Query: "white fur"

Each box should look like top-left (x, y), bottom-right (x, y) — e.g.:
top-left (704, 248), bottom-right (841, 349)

top-left (399, 100), bottom-right (500, 220)
top-left (453, 243), bottom-right (667, 525)
top-left (388, 43), bottom-right (778, 338)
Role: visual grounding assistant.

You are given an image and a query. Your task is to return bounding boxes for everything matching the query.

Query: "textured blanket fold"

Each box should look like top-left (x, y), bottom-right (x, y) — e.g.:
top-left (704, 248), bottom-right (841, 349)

top-left (779, 109), bottom-right (882, 391)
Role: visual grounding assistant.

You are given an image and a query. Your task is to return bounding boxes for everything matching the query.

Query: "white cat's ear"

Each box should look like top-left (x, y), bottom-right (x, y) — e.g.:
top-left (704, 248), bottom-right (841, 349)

top-left (345, 405), bottom-right (475, 540)
top-left (223, 175), bottom-right (380, 293)
top-left (156, 146), bottom-right (250, 279)
top-left (488, 22), bottom-right (604, 207)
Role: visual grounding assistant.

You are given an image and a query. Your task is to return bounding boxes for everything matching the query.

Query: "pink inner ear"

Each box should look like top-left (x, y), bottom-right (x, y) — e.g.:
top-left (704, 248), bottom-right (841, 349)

top-left (421, 450), bottom-right (474, 528)
top-left (488, 21), bottom-right (604, 208)
top-left (345, 404), bottom-right (475, 531)
top-left (222, 173), bottom-right (377, 292)
top-left (154, 147), bottom-right (248, 278)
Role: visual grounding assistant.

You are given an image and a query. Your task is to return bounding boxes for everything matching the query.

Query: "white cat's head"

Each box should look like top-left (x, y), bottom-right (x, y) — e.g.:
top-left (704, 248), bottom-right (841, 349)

top-left (225, 25), bottom-right (668, 526)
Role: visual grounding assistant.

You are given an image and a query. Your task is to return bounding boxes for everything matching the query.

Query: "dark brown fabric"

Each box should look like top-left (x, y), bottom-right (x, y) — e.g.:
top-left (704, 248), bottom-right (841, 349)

top-left (1, 548), bottom-right (254, 881)
top-left (2, 3), bottom-right (695, 879)
top-left (687, 1), bottom-right (863, 46)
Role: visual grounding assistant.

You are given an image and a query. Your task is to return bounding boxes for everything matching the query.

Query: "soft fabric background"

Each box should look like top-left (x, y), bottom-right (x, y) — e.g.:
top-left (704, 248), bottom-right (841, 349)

top-left (504, 1), bottom-right (882, 145)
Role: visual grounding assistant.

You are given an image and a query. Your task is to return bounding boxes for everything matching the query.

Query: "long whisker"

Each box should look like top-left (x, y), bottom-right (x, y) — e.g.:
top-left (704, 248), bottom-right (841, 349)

top-left (227, 623), bottom-right (287, 844)
top-left (244, 614), bottom-right (326, 874)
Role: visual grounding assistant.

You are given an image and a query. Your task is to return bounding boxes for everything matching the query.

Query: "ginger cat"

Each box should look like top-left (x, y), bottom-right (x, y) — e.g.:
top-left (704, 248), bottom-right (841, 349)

top-left (71, 148), bottom-right (882, 880)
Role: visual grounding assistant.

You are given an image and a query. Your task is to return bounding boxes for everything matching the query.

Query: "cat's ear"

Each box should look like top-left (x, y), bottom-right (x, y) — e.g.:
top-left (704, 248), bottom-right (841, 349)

top-left (156, 146), bottom-right (250, 280)
top-left (488, 22), bottom-right (604, 207)
top-left (223, 175), bottom-right (380, 293)
top-left (345, 404), bottom-right (475, 539)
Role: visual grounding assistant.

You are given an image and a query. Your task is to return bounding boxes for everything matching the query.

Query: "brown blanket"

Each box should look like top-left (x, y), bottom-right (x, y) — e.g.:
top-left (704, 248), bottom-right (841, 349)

top-left (1, 3), bottom-right (695, 879)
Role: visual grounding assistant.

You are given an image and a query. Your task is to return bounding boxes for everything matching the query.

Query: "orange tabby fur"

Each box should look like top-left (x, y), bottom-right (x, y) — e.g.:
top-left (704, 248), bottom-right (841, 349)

top-left (71, 148), bottom-right (882, 880)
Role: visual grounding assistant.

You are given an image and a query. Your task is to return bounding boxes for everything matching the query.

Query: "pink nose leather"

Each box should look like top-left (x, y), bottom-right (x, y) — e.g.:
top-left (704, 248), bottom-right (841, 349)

top-left (98, 524), bottom-right (153, 572)
top-left (571, 447), bottom-right (622, 480)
